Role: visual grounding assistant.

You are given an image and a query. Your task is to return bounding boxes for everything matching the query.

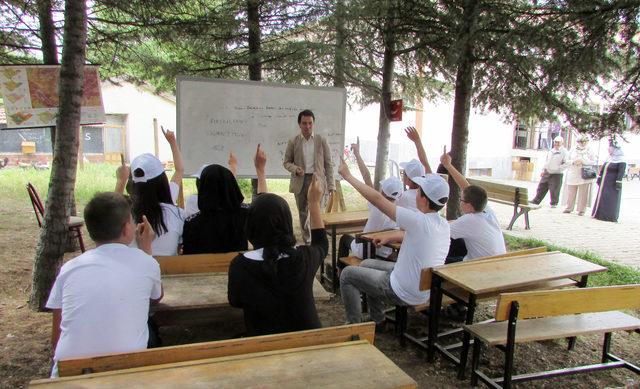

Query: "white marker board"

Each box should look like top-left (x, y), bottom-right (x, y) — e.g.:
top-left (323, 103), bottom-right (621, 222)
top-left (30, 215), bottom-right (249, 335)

top-left (177, 77), bottom-right (346, 178)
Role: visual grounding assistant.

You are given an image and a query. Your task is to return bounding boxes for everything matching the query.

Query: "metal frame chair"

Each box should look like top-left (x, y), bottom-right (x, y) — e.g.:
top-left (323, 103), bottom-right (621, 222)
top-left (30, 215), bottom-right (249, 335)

top-left (27, 182), bottom-right (86, 253)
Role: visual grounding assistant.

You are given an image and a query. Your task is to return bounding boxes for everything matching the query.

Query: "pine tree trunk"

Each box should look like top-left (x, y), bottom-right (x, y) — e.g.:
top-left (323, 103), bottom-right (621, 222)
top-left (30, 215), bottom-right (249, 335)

top-left (373, 7), bottom-right (396, 190)
top-left (37, 0), bottom-right (59, 147)
top-left (447, 0), bottom-right (479, 220)
top-left (29, 0), bottom-right (87, 311)
top-left (247, 0), bottom-right (262, 82)
top-left (333, 0), bottom-right (346, 88)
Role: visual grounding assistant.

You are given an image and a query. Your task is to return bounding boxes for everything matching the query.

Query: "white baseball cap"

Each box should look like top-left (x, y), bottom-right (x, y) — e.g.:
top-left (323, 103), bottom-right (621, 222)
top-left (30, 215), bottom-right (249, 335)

top-left (412, 174), bottom-right (449, 206)
top-left (553, 136), bottom-right (564, 143)
top-left (191, 164), bottom-right (210, 179)
top-left (399, 159), bottom-right (425, 182)
top-left (130, 153), bottom-right (165, 183)
top-left (380, 177), bottom-right (403, 200)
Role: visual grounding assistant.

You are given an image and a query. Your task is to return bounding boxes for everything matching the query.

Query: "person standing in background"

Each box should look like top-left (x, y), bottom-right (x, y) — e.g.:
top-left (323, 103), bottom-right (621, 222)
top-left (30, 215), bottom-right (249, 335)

top-left (531, 136), bottom-right (570, 207)
top-left (283, 109), bottom-right (335, 244)
top-left (563, 135), bottom-right (597, 215)
top-left (592, 140), bottom-right (626, 222)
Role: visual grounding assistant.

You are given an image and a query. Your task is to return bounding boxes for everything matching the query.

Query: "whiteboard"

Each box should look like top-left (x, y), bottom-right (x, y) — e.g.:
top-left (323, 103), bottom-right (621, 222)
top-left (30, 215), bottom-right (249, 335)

top-left (177, 77), bottom-right (346, 178)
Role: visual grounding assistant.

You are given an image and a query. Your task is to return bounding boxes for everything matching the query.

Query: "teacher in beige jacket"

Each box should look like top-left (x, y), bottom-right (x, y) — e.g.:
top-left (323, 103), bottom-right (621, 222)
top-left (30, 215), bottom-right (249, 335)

top-left (283, 109), bottom-right (335, 244)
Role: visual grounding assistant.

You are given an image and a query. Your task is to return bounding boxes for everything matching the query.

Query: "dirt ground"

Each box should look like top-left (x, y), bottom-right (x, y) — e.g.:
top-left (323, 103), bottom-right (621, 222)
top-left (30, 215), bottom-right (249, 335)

top-left (1, 197), bottom-right (639, 388)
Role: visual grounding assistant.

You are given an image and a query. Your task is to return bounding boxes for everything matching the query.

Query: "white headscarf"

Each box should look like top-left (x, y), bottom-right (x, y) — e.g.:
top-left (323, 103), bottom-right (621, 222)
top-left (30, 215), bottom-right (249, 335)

top-left (608, 146), bottom-right (624, 163)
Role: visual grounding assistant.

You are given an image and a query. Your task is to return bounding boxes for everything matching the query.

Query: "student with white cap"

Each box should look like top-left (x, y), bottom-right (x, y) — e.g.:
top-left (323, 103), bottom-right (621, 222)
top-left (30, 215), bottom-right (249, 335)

top-left (396, 127), bottom-right (432, 210)
top-left (117, 127), bottom-right (186, 256)
top-left (338, 160), bottom-right (450, 328)
top-left (337, 140), bottom-right (403, 270)
top-left (530, 135), bottom-right (570, 207)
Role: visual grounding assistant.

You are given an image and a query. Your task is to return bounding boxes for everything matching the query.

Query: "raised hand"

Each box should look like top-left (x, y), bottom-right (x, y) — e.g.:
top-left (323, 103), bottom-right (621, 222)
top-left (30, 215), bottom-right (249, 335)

top-left (136, 215), bottom-right (156, 254)
top-left (350, 136), bottom-right (361, 156)
top-left (440, 146), bottom-right (452, 166)
top-left (161, 125), bottom-right (177, 145)
top-left (254, 144), bottom-right (266, 171)
top-left (307, 173), bottom-right (324, 204)
top-left (116, 164), bottom-right (130, 183)
top-left (229, 151), bottom-right (238, 168)
top-left (404, 126), bottom-right (420, 143)
top-left (338, 157), bottom-right (351, 178)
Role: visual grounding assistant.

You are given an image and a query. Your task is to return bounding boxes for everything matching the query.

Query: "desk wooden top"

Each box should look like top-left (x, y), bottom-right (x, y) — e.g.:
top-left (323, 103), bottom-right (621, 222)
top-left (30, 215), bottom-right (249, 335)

top-left (432, 251), bottom-right (607, 295)
top-left (322, 210), bottom-right (369, 227)
top-left (31, 341), bottom-right (417, 389)
top-left (153, 273), bottom-right (331, 313)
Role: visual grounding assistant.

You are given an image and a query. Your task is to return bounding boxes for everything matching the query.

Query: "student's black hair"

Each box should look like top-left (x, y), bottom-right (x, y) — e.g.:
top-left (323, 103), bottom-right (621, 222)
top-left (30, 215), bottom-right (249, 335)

top-left (297, 109), bottom-right (315, 123)
top-left (84, 192), bottom-right (132, 242)
top-left (131, 170), bottom-right (173, 236)
top-left (419, 187), bottom-right (446, 211)
top-left (462, 185), bottom-right (488, 212)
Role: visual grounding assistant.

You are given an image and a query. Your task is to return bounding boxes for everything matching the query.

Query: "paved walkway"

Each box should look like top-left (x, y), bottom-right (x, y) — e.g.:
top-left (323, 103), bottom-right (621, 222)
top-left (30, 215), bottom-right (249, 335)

top-left (487, 177), bottom-right (640, 270)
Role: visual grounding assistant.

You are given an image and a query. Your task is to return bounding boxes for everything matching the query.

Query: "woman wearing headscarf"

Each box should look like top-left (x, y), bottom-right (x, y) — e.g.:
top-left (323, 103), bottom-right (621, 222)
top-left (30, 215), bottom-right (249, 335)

top-left (182, 146), bottom-right (265, 254)
top-left (227, 175), bottom-right (327, 336)
top-left (563, 135), bottom-right (596, 215)
top-left (182, 164), bottom-right (249, 254)
top-left (592, 140), bottom-right (626, 222)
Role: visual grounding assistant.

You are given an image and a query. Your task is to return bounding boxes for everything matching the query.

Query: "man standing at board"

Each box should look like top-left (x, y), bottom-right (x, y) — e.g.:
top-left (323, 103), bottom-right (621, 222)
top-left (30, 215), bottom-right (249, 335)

top-left (283, 109), bottom-right (335, 244)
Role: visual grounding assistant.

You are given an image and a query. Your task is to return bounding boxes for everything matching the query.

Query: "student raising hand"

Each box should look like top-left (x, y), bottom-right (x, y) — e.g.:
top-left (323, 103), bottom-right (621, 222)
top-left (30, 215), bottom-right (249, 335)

top-left (136, 215), bottom-right (156, 255)
top-left (338, 158), bottom-right (351, 179)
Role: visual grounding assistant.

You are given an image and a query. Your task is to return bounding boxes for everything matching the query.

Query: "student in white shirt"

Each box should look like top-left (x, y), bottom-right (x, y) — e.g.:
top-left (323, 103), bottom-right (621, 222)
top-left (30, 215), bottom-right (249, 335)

top-left (440, 150), bottom-right (506, 261)
top-left (338, 160), bottom-right (450, 327)
top-left (117, 127), bottom-right (186, 255)
top-left (337, 140), bottom-right (402, 268)
top-left (396, 127), bottom-right (432, 210)
top-left (46, 192), bottom-right (163, 377)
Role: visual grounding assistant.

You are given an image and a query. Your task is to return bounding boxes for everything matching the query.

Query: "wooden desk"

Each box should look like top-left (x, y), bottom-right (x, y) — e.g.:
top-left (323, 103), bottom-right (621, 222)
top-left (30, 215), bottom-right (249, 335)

top-left (322, 210), bottom-right (369, 292)
top-left (152, 273), bottom-right (331, 324)
top-left (427, 251), bottom-right (607, 377)
top-left (31, 341), bottom-right (417, 389)
top-left (357, 229), bottom-right (402, 258)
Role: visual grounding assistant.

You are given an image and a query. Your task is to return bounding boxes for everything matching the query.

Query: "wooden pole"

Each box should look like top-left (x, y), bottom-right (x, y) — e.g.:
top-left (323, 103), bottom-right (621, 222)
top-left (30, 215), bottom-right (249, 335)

top-left (153, 118), bottom-right (159, 157)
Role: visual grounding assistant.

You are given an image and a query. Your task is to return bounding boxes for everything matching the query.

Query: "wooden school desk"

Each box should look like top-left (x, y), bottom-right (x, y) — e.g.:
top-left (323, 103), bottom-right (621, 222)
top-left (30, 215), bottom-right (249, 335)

top-left (30, 341), bottom-right (417, 389)
top-left (321, 210), bottom-right (369, 292)
top-left (426, 251), bottom-right (607, 377)
top-left (152, 273), bottom-right (331, 325)
top-left (356, 229), bottom-right (402, 259)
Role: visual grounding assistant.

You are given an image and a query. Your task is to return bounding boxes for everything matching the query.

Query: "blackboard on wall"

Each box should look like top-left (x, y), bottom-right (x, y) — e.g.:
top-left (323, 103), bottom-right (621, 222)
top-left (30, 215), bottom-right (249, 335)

top-left (177, 77), bottom-right (346, 178)
top-left (0, 128), bottom-right (52, 153)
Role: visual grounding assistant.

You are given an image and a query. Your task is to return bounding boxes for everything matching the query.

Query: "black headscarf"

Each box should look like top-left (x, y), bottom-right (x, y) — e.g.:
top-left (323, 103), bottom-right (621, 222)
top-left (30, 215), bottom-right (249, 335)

top-left (246, 193), bottom-right (297, 278)
top-left (197, 164), bottom-right (244, 213)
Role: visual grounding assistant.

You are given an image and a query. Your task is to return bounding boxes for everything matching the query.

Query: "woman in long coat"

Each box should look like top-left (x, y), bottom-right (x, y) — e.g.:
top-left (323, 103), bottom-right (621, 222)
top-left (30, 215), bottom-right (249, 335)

top-left (592, 144), bottom-right (626, 222)
top-left (563, 135), bottom-right (597, 215)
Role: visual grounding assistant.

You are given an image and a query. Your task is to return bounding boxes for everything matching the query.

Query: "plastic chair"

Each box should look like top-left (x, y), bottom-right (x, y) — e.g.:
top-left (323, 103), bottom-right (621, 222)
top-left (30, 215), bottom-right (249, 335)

top-left (27, 182), bottom-right (86, 253)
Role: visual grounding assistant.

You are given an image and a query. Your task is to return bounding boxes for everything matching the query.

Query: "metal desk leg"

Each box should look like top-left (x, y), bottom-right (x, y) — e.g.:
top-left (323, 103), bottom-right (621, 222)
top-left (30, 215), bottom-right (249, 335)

top-left (457, 294), bottom-right (477, 379)
top-left (332, 225), bottom-right (338, 293)
top-left (427, 275), bottom-right (443, 362)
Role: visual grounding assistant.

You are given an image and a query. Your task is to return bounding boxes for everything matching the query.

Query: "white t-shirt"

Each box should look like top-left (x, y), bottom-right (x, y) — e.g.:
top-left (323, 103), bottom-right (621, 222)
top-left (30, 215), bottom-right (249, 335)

top-left (185, 194), bottom-right (199, 217)
top-left (131, 182), bottom-right (186, 256)
top-left (450, 205), bottom-right (506, 260)
top-left (450, 206), bottom-right (507, 259)
top-left (390, 207), bottom-right (450, 305)
top-left (350, 203), bottom-right (397, 259)
top-left (395, 188), bottom-right (418, 210)
top-left (46, 243), bottom-right (162, 376)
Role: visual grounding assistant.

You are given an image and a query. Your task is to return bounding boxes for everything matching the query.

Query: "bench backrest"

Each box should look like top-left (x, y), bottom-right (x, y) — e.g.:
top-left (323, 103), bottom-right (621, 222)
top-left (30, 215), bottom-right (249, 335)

top-left (495, 284), bottom-right (640, 321)
top-left (154, 252), bottom-right (239, 275)
top-left (58, 322), bottom-right (375, 377)
top-left (418, 247), bottom-right (547, 291)
top-left (467, 177), bottom-right (531, 206)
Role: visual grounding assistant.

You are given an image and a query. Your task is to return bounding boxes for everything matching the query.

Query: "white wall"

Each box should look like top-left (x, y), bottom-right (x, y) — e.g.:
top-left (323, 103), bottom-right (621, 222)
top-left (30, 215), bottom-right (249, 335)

top-left (101, 82), bottom-right (177, 163)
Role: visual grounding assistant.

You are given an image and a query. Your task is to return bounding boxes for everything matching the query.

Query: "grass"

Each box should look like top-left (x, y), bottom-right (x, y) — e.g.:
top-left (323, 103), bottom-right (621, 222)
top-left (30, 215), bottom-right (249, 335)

top-left (504, 235), bottom-right (640, 287)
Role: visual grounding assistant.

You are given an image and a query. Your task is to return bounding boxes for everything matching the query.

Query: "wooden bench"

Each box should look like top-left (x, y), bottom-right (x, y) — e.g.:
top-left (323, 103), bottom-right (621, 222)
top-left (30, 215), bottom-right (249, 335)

top-left (465, 285), bottom-right (640, 388)
top-left (467, 177), bottom-right (540, 230)
top-left (393, 247), bottom-right (579, 347)
top-left (55, 322), bottom-right (375, 377)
